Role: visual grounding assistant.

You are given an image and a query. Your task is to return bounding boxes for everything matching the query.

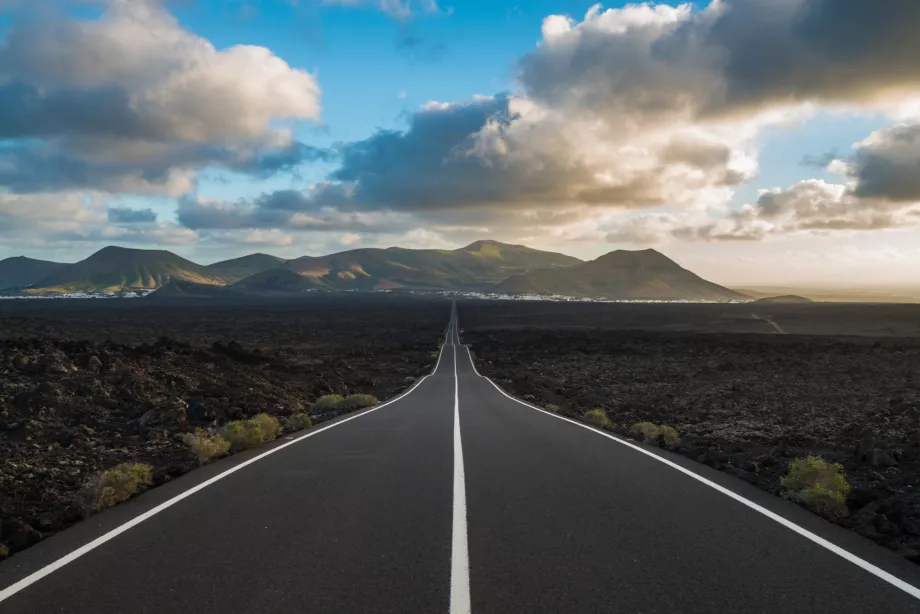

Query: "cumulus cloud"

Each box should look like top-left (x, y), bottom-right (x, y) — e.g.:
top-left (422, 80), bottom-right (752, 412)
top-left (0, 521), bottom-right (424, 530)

top-left (0, 191), bottom-right (195, 248)
top-left (0, 0), bottom-right (322, 195)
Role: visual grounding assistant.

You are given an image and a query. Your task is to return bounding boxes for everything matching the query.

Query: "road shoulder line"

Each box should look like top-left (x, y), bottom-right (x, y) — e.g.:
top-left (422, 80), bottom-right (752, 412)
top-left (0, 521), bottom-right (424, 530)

top-left (450, 330), bottom-right (472, 614)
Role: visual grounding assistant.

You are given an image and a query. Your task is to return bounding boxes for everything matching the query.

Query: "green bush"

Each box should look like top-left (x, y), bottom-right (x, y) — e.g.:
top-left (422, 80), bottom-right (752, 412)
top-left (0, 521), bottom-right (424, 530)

top-left (222, 420), bottom-right (265, 453)
top-left (659, 425), bottom-right (681, 445)
top-left (584, 409), bottom-right (612, 430)
top-left (85, 463), bottom-right (153, 511)
top-left (781, 456), bottom-right (851, 516)
top-left (285, 413), bottom-right (314, 432)
top-left (340, 394), bottom-right (379, 410)
top-left (251, 413), bottom-right (282, 441)
top-left (312, 394), bottom-right (346, 411)
top-left (0, 544), bottom-right (8, 559)
top-left (181, 429), bottom-right (230, 464)
top-left (545, 404), bottom-right (560, 413)
top-left (628, 422), bottom-right (661, 442)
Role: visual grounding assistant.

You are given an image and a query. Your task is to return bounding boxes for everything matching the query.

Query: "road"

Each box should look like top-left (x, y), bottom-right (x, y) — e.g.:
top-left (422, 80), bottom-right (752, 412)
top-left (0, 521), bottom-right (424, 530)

top-left (1, 303), bottom-right (919, 612)
top-left (751, 311), bottom-right (789, 334)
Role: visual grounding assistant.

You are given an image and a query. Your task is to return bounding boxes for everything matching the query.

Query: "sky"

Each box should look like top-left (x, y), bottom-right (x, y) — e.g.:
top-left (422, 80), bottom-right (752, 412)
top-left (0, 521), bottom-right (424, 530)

top-left (1, 0), bottom-right (919, 288)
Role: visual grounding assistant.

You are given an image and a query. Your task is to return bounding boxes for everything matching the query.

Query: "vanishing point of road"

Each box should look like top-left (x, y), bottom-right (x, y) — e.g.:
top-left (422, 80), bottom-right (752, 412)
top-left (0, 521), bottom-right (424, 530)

top-left (1, 303), bottom-right (919, 613)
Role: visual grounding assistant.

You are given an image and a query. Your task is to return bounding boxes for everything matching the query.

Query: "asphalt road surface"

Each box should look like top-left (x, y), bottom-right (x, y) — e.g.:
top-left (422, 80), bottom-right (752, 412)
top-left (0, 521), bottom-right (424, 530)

top-left (1, 303), bottom-right (920, 613)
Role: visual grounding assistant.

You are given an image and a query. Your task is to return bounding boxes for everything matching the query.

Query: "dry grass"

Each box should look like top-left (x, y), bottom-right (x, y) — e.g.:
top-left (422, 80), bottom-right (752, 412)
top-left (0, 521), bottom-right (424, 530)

top-left (584, 409), bottom-right (612, 430)
top-left (285, 413), bottom-right (313, 432)
top-left (312, 394), bottom-right (346, 411)
top-left (782, 456), bottom-right (851, 516)
top-left (180, 429), bottom-right (231, 464)
top-left (83, 463), bottom-right (153, 512)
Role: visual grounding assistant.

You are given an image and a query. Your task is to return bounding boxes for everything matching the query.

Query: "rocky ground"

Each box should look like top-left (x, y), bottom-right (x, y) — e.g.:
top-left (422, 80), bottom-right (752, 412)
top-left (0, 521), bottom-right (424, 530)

top-left (0, 295), bottom-right (448, 559)
top-left (460, 300), bottom-right (920, 565)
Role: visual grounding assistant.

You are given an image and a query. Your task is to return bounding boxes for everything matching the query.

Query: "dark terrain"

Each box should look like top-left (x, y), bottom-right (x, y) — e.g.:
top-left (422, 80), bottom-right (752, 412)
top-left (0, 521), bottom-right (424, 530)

top-left (0, 296), bottom-right (448, 559)
top-left (460, 300), bottom-right (920, 564)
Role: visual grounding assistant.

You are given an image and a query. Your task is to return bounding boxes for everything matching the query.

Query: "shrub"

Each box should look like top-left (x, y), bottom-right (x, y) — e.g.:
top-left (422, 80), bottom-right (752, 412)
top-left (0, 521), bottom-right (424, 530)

top-left (285, 413), bottom-right (313, 432)
top-left (545, 404), bottom-right (560, 413)
top-left (781, 456), bottom-right (851, 516)
top-left (312, 394), bottom-right (346, 412)
top-left (629, 422), bottom-right (661, 442)
top-left (659, 425), bottom-right (681, 445)
top-left (251, 413), bottom-right (282, 441)
top-left (222, 420), bottom-right (265, 453)
top-left (0, 544), bottom-right (8, 559)
top-left (584, 409), bottom-right (612, 430)
top-left (340, 394), bottom-right (379, 410)
top-left (85, 463), bottom-right (153, 511)
top-left (181, 429), bottom-right (230, 464)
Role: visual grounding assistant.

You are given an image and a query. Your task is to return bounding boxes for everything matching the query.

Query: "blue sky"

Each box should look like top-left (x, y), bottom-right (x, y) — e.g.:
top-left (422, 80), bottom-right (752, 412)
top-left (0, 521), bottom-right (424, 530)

top-left (2, 0), bottom-right (920, 287)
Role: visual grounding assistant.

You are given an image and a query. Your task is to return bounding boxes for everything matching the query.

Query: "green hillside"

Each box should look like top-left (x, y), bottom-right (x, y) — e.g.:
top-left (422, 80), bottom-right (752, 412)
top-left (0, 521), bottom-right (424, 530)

top-left (0, 256), bottom-right (69, 290)
top-left (28, 246), bottom-right (226, 294)
top-left (496, 249), bottom-right (744, 301)
top-left (230, 268), bottom-right (323, 293)
top-left (288, 240), bottom-right (581, 290)
top-left (205, 253), bottom-right (289, 283)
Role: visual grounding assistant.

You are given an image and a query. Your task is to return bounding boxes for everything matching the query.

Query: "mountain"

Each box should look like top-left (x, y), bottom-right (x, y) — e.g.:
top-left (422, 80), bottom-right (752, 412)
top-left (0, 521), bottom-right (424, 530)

top-left (230, 269), bottom-right (322, 293)
top-left (495, 249), bottom-right (744, 301)
top-left (288, 240), bottom-right (581, 290)
top-left (205, 253), bottom-right (288, 283)
top-left (0, 256), bottom-right (69, 290)
top-left (754, 295), bottom-right (814, 304)
top-left (28, 246), bottom-right (226, 294)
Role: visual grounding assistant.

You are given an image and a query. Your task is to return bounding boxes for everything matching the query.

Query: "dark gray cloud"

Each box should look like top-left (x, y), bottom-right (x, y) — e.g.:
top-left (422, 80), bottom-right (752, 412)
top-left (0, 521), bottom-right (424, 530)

top-left (518, 0), bottom-right (920, 124)
top-left (0, 0), bottom-right (322, 195)
top-left (849, 124), bottom-right (920, 202)
top-left (107, 206), bottom-right (158, 224)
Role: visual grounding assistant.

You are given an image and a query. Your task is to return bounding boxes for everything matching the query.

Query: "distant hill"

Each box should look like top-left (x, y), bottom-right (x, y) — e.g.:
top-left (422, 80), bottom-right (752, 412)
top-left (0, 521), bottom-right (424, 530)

top-left (288, 240), bottom-right (581, 290)
top-left (205, 253), bottom-right (288, 283)
top-left (495, 249), bottom-right (744, 301)
top-left (15, 240), bottom-right (583, 295)
top-left (230, 269), bottom-right (322, 293)
top-left (754, 295), bottom-right (814, 304)
top-left (28, 246), bottom-right (226, 294)
top-left (0, 256), bottom-right (69, 290)
top-left (147, 280), bottom-right (239, 300)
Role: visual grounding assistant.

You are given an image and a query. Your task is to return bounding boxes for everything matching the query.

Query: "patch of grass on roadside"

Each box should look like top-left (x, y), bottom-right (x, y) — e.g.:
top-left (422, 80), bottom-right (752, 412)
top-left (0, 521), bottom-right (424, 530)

top-left (628, 422), bottom-right (681, 445)
top-left (781, 456), bottom-right (851, 516)
top-left (251, 413), bottom-right (282, 440)
top-left (628, 422), bottom-right (660, 441)
top-left (285, 413), bottom-right (313, 432)
top-left (340, 394), bottom-right (379, 410)
top-left (181, 429), bottom-right (230, 464)
top-left (223, 420), bottom-right (265, 452)
top-left (83, 463), bottom-right (154, 512)
top-left (659, 425), bottom-right (681, 445)
top-left (312, 394), bottom-right (346, 411)
top-left (222, 414), bottom-right (282, 453)
top-left (584, 409), bottom-right (612, 429)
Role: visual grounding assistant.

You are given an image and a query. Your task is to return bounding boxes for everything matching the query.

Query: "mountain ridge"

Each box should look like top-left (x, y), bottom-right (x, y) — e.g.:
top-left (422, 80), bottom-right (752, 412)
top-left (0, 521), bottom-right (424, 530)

top-left (496, 248), bottom-right (744, 301)
top-left (6, 242), bottom-right (743, 301)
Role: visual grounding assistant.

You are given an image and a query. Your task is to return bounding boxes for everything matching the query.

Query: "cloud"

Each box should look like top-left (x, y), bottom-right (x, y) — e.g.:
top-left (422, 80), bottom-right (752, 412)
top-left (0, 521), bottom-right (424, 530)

top-left (107, 206), bottom-right (158, 224)
top-left (846, 124), bottom-right (920, 201)
top-left (518, 1), bottom-right (920, 125)
top-left (0, 0), bottom-right (322, 194)
top-left (0, 191), bottom-right (196, 248)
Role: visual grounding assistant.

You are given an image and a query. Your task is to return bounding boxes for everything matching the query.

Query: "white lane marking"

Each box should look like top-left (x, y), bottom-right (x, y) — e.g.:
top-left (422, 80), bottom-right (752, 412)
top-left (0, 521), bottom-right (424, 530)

top-left (469, 366), bottom-right (920, 601)
top-left (450, 320), bottom-right (472, 614)
top-left (0, 321), bottom-right (454, 605)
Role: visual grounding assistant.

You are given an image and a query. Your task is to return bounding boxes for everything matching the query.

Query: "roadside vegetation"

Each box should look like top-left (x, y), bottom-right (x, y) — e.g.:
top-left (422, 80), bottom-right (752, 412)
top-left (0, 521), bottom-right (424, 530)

top-left (83, 463), bottom-right (154, 513)
top-left (782, 456), bottom-right (851, 517)
top-left (181, 429), bottom-right (231, 464)
top-left (584, 409), bottom-right (612, 430)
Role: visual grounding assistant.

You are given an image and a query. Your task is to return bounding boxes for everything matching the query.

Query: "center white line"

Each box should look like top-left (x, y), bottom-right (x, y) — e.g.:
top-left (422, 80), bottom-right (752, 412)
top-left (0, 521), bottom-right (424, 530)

top-left (450, 313), bottom-right (472, 614)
